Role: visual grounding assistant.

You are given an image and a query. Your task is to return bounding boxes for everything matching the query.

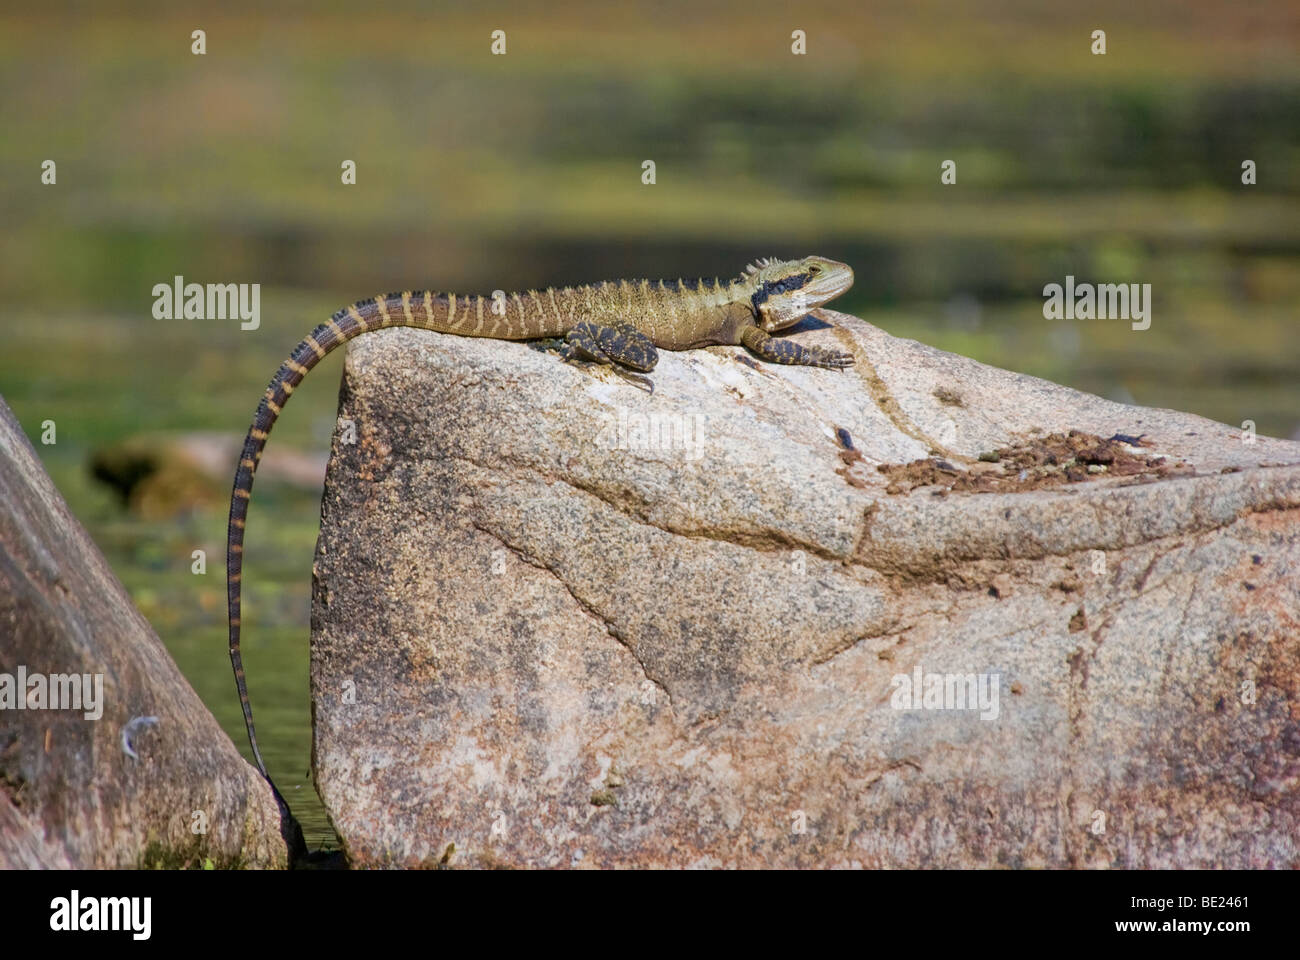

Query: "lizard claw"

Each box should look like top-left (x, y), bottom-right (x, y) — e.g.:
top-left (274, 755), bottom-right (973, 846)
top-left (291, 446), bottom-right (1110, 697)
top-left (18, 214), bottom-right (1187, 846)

top-left (815, 350), bottom-right (855, 369)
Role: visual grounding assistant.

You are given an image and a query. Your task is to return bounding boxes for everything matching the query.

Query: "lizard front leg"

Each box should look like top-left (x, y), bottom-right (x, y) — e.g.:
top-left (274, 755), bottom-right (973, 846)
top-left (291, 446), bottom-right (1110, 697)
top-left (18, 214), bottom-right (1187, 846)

top-left (740, 325), bottom-right (854, 369)
top-left (562, 321), bottom-right (659, 372)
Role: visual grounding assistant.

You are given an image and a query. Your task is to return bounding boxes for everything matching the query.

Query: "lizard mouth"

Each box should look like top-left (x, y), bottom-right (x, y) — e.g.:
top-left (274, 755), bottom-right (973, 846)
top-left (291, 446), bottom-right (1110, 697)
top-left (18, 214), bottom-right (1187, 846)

top-left (805, 260), bottom-right (855, 305)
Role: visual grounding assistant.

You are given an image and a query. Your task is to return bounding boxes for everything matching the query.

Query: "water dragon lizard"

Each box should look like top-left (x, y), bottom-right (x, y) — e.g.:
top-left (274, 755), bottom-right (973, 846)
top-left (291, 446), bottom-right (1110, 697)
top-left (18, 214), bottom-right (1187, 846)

top-left (226, 255), bottom-right (855, 803)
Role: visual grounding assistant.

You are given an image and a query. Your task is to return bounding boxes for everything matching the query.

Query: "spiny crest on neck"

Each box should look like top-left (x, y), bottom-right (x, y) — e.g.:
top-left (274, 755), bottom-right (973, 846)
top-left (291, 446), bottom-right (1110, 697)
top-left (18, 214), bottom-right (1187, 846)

top-left (743, 256), bottom-right (784, 278)
top-left (742, 256), bottom-right (822, 293)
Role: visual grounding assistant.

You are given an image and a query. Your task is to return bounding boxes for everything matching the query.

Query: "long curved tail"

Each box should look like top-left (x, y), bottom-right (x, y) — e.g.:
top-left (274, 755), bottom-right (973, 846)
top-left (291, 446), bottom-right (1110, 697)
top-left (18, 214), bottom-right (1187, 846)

top-left (225, 295), bottom-right (395, 779)
top-left (228, 289), bottom-right (560, 782)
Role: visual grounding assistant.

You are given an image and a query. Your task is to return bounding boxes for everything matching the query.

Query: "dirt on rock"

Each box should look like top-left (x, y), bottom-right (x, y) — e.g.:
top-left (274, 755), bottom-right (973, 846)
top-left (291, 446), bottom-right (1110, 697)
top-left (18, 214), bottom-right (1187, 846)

top-left (876, 430), bottom-right (1197, 495)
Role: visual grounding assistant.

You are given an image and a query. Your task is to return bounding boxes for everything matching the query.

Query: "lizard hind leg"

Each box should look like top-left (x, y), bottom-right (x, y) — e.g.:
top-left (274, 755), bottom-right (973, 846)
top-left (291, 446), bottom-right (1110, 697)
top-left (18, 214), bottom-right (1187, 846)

top-left (560, 321), bottom-right (611, 365)
top-left (561, 321), bottom-right (657, 393)
top-left (563, 320), bottom-right (659, 372)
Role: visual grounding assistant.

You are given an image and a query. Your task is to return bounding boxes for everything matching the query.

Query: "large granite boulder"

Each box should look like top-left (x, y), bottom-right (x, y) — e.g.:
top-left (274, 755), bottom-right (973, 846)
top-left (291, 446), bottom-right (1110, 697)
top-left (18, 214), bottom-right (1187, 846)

top-left (0, 398), bottom-right (293, 868)
top-left (311, 312), bottom-right (1299, 868)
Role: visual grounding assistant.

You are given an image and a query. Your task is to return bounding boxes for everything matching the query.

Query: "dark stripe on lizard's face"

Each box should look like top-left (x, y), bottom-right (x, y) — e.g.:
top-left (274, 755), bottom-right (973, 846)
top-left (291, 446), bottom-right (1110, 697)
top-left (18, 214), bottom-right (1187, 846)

top-left (751, 272), bottom-right (810, 308)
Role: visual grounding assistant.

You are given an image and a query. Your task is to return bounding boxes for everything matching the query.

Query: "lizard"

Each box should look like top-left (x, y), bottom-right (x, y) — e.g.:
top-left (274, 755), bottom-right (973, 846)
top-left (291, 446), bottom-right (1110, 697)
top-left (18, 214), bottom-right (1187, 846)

top-left (225, 254), bottom-right (855, 800)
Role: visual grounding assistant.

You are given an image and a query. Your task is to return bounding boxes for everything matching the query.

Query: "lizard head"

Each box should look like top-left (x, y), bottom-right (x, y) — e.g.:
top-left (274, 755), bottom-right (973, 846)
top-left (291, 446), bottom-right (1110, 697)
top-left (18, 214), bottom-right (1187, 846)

top-left (744, 256), bottom-right (854, 331)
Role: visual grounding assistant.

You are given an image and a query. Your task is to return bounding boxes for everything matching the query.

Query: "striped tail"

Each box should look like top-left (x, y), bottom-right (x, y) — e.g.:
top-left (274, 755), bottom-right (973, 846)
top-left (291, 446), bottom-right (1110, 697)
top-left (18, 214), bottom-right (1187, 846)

top-left (227, 288), bottom-right (570, 785)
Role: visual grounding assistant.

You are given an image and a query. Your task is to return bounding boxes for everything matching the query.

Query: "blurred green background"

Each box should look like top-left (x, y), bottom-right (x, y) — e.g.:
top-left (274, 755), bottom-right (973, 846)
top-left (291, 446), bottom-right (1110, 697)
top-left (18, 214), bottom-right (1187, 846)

top-left (3, 0), bottom-right (1298, 853)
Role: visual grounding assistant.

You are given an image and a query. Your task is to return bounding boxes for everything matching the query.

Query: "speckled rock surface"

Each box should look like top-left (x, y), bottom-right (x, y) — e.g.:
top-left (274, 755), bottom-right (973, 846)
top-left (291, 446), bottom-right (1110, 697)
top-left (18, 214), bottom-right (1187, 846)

top-left (0, 398), bottom-right (292, 869)
top-left (312, 312), bottom-right (1300, 868)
